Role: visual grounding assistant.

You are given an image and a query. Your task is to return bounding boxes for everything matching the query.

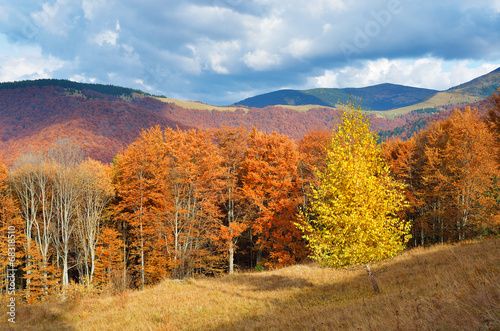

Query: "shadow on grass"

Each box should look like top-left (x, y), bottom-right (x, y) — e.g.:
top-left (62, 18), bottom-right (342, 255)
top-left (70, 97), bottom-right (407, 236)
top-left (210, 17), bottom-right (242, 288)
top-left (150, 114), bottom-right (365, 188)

top-left (208, 239), bottom-right (500, 331)
top-left (217, 274), bottom-right (315, 291)
top-left (0, 297), bottom-right (79, 331)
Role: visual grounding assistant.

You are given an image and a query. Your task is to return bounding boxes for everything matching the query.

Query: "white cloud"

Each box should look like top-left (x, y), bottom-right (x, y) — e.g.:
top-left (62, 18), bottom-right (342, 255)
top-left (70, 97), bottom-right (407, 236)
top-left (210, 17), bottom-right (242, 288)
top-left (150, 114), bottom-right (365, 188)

top-left (30, 2), bottom-right (59, 28)
top-left (69, 74), bottom-right (86, 82)
top-left (188, 39), bottom-right (241, 74)
top-left (82, 0), bottom-right (105, 20)
top-left (243, 15), bottom-right (285, 50)
top-left (284, 38), bottom-right (313, 58)
top-left (313, 70), bottom-right (339, 88)
top-left (492, 0), bottom-right (500, 12)
top-left (243, 49), bottom-right (281, 71)
top-left (209, 53), bottom-right (230, 74)
top-left (95, 30), bottom-right (119, 46)
top-left (182, 4), bottom-right (236, 24)
top-left (0, 35), bottom-right (66, 82)
top-left (311, 58), bottom-right (500, 90)
top-left (1, 0), bottom-right (500, 105)
top-left (0, 52), bottom-right (65, 82)
top-left (307, 0), bottom-right (346, 17)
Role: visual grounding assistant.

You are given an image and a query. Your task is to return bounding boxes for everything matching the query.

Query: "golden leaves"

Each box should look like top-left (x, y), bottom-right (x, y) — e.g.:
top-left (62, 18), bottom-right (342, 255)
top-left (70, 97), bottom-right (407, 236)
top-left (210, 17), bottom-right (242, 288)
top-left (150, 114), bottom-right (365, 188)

top-left (297, 102), bottom-right (411, 268)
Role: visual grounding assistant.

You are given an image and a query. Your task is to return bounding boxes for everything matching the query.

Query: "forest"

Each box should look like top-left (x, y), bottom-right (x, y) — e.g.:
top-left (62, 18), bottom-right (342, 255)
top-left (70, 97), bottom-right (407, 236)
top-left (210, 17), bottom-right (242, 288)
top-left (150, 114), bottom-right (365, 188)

top-left (0, 82), bottom-right (456, 166)
top-left (0, 89), bottom-right (499, 304)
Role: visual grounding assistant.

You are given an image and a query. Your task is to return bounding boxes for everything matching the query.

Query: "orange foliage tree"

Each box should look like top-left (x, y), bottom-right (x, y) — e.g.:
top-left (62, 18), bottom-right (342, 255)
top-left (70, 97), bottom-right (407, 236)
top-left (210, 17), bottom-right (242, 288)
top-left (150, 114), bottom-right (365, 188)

top-left (212, 127), bottom-right (248, 274)
top-left (383, 107), bottom-right (499, 244)
top-left (93, 227), bottom-right (125, 292)
top-left (486, 87), bottom-right (500, 163)
top-left (240, 128), bottom-right (307, 268)
top-left (114, 126), bottom-right (225, 284)
top-left (113, 134), bottom-right (158, 288)
top-left (0, 161), bottom-right (24, 299)
top-left (297, 129), bottom-right (331, 214)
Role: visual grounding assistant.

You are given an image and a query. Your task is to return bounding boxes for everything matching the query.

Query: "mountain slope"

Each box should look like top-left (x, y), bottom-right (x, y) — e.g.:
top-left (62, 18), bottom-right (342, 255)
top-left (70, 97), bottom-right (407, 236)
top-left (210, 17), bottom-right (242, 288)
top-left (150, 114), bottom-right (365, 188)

top-left (1, 72), bottom-right (497, 166)
top-left (0, 78), bottom-right (152, 98)
top-left (448, 67), bottom-right (500, 97)
top-left (235, 84), bottom-right (438, 110)
top-left (0, 80), bottom-right (398, 165)
top-left (384, 68), bottom-right (500, 116)
top-left (234, 67), bottom-right (500, 112)
top-left (235, 89), bottom-right (330, 108)
top-left (0, 84), bottom-right (188, 165)
top-left (341, 83), bottom-right (438, 109)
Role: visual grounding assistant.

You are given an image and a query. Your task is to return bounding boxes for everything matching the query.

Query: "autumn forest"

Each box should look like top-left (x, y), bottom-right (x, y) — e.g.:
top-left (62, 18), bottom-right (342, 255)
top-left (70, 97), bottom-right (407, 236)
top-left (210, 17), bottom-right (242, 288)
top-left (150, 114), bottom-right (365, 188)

top-left (0, 83), bottom-right (500, 305)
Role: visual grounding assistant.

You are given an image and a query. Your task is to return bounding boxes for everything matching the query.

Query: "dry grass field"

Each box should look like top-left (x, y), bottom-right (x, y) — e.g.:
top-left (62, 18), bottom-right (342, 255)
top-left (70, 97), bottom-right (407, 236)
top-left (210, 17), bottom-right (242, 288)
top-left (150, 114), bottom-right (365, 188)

top-left (154, 96), bottom-right (340, 113)
top-left (372, 91), bottom-right (482, 118)
top-left (2, 238), bottom-right (499, 330)
top-left (154, 97), bottom-right (246, 112)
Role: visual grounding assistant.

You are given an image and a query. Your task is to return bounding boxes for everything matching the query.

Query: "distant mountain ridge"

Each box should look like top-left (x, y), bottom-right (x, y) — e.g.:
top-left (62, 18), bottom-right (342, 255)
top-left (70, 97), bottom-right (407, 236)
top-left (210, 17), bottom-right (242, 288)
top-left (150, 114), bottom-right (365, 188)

top-left (235, 67), bottom-right (500, 111)
top-left (236, 84), bottom-right (438, 111)
top-left (233, 89), bottom-right (330, 108)
top-left (0, 78), bottom-right (153, 98)
top-left (447, 67), bottom-right (500, 98)
top-left (0, 67), bottom-right (499, 165)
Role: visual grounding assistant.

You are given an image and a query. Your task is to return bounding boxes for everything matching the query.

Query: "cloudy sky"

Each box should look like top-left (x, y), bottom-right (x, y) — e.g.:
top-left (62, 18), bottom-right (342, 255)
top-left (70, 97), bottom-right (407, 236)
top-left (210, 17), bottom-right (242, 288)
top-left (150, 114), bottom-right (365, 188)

top-left (1, 0), bottom-right (500, 105)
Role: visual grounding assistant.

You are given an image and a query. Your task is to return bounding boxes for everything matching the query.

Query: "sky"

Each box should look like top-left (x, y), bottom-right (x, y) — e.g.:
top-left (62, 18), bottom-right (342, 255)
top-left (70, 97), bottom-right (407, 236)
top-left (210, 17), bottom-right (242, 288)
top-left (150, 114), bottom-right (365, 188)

top-left (1, 0), bottom-right (500, 105)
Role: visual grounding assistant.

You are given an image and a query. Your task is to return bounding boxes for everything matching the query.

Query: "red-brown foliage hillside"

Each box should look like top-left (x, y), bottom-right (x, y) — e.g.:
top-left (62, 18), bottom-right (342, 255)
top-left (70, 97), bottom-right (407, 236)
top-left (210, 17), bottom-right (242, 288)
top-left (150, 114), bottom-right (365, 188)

top-left (0, 85), bottom-right (189, 165)
top-left (0, 81), bottom-right (494, 165)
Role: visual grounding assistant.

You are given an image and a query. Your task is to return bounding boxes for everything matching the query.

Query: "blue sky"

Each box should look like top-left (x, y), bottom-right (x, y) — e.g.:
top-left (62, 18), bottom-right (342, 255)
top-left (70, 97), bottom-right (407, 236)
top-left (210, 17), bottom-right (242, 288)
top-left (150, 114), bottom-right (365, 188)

top-left (1, 0), bottom-right (500, 105)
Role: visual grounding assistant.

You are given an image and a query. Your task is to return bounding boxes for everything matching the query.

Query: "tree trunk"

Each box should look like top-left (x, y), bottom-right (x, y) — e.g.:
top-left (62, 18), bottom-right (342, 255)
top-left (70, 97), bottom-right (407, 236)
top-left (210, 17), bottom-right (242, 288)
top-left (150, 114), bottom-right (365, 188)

top-left (256, 249), bottom-right (263, 266)
top-left (366, 264), bottom-right (380, 293)
top-left (229, 240), bottom-right (234, 274)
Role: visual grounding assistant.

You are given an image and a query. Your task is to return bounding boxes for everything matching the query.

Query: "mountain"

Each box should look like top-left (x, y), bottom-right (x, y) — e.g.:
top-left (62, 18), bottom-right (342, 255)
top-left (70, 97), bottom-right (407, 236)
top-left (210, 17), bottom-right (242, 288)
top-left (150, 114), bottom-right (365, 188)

top-left (0, 79), bottom-right (403, 164)
top-left (0, 78), bottom-right (155, 98)
top-left (384, 67), bottom-right (500, 116)
top-left (234, 67), bottom-right (500, 112)
top-left (1, 68), bottom-right (498, 165)
top-left (448, 66), bottom-right (500, 97)
top-left (236, 84), bottom-right (438, 111)
top-left (233, 89), bottom-right (330, 108)
top-left (0, 82), bottom-right (189, 165)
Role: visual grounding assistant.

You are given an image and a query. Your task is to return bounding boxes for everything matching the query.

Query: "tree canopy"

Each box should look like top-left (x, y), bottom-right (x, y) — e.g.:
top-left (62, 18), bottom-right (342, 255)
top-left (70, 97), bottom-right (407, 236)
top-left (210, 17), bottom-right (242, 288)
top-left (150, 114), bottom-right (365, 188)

top-left (297, 103), bottom-right (411, 268)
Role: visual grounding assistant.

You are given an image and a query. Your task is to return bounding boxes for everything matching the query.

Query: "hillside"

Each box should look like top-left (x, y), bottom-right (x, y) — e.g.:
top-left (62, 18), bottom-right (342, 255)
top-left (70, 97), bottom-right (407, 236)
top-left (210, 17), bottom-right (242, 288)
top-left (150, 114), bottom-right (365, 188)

top-left (0, 84), bottom-right (189, 165)
top-left (308, 83), bottom-right (438, 110)
top-left (236, 84), bottom-right (437, 111)
top-left (0, 74), bottom-right (497, 165)
top-left (449, 66), bottom-right (500, 97)
top-left (0, 79), bottom-right (152, 99)
top-left (0, 81), bottom-right (401, 165)
top-left (5, 238), bottom-right (499, 330)
top-left (235, 89), bottom-right (330, 108)
top-left (234, 67), bottom-right (500, 114)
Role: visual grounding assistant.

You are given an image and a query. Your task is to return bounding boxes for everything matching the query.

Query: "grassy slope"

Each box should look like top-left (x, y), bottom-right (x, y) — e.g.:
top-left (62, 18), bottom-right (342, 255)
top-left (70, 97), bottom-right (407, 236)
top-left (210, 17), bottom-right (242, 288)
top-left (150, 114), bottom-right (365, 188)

top-left (154, 95), bottom-right (337, 113)
top-left (4, 238), bottom-right (499, 330)
top-left (154, 97), bottom-right (246, 112)
top-left (378, 91), bottom-right (483, 117)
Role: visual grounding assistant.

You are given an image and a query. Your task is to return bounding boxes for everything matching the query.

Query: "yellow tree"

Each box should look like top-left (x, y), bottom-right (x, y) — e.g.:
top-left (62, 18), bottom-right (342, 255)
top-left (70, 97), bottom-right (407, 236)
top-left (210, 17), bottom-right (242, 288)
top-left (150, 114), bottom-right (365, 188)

top-left (297, 103), bottom-right (411, 292)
